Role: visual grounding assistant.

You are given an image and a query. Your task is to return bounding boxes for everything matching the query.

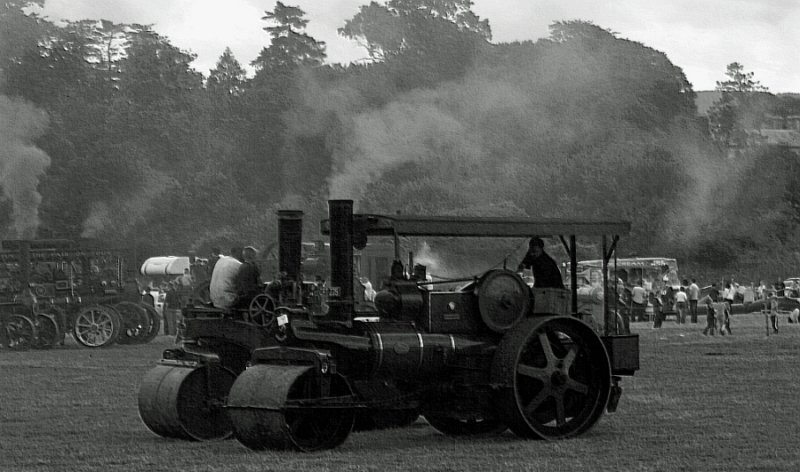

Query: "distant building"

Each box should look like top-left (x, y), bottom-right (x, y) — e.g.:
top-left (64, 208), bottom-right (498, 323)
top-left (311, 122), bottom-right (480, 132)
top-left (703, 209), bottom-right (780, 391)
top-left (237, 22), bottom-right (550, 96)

top-left (695, 90), bottom-right (800, 154)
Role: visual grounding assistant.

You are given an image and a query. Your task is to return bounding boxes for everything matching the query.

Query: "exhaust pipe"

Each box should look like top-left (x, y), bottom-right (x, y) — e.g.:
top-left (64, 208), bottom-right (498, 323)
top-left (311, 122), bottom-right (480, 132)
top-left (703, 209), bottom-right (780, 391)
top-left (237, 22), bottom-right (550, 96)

top-left (277, 210), bottom-right (303, 281)
top-left (327, 200), bottom-right (354, 322)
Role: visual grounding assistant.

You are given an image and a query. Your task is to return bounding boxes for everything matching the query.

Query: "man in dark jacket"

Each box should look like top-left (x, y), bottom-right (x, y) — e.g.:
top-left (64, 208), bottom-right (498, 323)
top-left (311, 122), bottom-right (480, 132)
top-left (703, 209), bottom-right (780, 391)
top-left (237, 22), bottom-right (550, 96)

top-left (235, 246), bottom-right (262, 307)
top-left (517, 237), bottom-right (564, 289)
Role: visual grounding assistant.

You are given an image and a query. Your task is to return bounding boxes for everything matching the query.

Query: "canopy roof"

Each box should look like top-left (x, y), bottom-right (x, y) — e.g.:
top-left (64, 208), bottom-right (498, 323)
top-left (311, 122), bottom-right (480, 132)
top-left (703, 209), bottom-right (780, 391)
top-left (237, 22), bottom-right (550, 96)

top-left (321, 214), bottom-right (630, 238)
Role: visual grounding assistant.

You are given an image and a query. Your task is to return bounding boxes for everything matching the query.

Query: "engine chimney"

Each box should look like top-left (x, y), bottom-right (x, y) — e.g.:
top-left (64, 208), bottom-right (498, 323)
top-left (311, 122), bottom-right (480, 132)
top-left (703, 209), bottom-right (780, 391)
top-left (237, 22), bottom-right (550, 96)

top-left (327, 200), bottom-right (354, 322)
top-left (277, 210), bottom-right (303, 281)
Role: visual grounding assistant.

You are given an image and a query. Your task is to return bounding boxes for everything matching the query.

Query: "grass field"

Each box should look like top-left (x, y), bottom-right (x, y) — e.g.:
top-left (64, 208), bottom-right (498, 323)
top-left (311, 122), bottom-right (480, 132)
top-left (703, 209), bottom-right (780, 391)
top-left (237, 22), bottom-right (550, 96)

top-left (1, 314), bottom-right (799, 472)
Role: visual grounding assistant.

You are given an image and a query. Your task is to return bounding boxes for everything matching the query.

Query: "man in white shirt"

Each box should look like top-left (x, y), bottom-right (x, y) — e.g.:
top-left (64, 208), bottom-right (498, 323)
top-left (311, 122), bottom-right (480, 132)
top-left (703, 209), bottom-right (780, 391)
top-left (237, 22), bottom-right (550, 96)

top-left (688, 279), bottom-right (700, 323)
top-left (674, 287), bottom-right (688, 324)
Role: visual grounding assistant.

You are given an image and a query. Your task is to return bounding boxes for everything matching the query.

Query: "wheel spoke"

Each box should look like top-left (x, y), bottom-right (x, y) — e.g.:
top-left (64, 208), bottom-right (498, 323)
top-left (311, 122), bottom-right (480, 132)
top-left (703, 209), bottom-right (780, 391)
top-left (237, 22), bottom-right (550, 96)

top-left (523, 387), bottom-right (550, 416)
top-left (538, 332), bottom-right (556, 364)
top-left (566, 378), bottom-right (589, 395)
top-left (562, 345), bottom-right (579, 370)
top-left (517, 363), bottom-right (549, 381)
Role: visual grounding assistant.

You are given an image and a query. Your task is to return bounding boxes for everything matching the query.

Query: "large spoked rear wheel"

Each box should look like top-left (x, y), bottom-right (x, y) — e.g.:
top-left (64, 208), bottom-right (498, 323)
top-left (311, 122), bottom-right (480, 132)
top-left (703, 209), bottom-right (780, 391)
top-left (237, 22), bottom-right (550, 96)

top-left (491, 316), bottom-right (611, 440)
top-left (72, 305), bottom-right (122, 348)
top-left (227, 365), bottom-right (355, 452)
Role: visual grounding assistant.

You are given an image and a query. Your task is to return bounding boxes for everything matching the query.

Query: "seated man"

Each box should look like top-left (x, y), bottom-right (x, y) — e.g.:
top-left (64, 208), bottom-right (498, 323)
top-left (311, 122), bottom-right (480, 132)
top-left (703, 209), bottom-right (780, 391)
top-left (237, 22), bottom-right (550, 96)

top-left (234, 246), bottom-right (262, 308)
top-left (209, 255), bottom-right (241, 309)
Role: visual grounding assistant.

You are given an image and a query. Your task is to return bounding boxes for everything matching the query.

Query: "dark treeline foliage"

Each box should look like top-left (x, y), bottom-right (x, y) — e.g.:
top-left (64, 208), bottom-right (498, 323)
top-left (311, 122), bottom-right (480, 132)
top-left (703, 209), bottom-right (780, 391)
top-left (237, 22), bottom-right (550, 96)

top-left (1, 1), bottom-right (799, 280)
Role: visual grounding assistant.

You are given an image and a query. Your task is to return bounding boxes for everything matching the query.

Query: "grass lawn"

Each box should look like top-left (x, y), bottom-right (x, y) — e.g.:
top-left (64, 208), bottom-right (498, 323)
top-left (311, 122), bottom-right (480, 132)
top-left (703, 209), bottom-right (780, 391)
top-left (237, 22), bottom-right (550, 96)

top-left (1, 313), bottom-right (798, 472)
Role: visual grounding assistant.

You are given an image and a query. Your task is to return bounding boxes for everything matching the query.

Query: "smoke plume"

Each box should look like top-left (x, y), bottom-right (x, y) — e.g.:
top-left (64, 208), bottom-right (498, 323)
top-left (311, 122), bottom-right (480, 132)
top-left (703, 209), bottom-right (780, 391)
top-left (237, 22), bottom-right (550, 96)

top-left (284, 35), bottom-right (729, 255)
top-left (81, 164), bottom-right (176, 238)
top-left (0, 95), bottom-right (51, 239)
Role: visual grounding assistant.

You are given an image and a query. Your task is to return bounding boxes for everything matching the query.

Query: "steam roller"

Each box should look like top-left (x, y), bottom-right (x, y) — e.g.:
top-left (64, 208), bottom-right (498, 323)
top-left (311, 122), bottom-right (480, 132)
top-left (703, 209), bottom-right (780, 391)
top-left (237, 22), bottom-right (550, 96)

top-left (138, 200), bottom-right (640, 451)
top-left (227, 364), bottom-right (356, 451)
top-left (138, 361), bottom-right (236, 441)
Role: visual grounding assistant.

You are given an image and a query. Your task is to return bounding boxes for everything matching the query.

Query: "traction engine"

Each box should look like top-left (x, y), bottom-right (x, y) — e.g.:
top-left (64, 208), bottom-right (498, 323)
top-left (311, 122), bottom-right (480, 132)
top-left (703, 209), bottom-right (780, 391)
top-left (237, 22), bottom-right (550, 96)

top-left (138, 200), bottom-right (639, 451)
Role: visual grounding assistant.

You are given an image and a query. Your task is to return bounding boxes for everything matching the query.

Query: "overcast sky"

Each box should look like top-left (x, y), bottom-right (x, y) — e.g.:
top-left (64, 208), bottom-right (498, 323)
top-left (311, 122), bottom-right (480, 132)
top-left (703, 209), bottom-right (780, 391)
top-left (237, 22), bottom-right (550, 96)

top-left (39, 0), bottom-right (800, 93)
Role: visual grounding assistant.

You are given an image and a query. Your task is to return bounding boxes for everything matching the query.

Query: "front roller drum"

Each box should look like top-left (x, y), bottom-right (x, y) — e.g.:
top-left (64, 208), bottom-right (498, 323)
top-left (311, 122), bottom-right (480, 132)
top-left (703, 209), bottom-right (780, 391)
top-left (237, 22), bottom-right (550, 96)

top-left (491, 316), bottom-right (611, 440)
top-left (138, 364), bottom-right (236, 441)
top-left (227, 364), bottom-right (356, 452)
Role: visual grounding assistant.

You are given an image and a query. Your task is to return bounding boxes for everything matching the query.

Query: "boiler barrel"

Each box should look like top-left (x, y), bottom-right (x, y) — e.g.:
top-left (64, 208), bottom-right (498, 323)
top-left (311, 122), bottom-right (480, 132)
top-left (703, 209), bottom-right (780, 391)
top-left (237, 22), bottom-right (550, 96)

top-left (361, 322), bottom-right (484, 380)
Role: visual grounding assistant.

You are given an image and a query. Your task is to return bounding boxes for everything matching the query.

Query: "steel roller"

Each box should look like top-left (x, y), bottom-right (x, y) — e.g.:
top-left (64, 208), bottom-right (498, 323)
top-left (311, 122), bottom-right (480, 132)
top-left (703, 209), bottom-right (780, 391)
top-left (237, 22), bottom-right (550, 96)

top-left (138, 364), bottom-right (236, 441)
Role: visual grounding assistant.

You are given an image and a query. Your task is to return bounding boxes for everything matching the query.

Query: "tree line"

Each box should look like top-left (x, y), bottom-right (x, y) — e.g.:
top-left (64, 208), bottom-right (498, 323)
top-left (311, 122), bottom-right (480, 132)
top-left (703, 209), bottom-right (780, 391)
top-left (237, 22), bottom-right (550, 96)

top-left (1, 0), bottom-right (798, 281)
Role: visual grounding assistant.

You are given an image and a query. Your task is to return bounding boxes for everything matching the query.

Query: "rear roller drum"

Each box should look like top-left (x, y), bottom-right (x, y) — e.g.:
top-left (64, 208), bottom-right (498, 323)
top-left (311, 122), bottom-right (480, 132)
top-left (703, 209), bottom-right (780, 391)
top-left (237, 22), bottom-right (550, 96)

top-left (138, 364), bottom-right (236, 441)
top-left (491, 316), bottom-right (611, 440)
top-left (227, 364), bottom-right (355, 452)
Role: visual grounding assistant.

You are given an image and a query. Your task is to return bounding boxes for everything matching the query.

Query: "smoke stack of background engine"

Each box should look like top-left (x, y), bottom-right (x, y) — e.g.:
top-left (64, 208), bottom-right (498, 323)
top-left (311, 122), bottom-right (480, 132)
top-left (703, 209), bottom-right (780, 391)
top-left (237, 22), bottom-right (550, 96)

top-left (277, 210), bottom-right (303, 281)
top-left (327, 200), bottom-right (355, 322)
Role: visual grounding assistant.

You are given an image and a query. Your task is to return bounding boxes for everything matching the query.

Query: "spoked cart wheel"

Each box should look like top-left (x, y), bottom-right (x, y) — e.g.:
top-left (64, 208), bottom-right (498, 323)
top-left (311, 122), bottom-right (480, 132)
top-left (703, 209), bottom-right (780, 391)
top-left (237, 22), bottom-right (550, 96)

top-left (114, 301), bottom-right (150, 345)
top-left (491, 316), bottom-right (611, 440)
top-left (227, 364), bottom-right (356, 451)
top-left (137, 303), bottom-right (161, 344)
top-left (33, 313), bottom-right (61, 349)
top-left (71, 304), bottom-right (122, 348)
top-left (5, 314), bottom-right (36, 350)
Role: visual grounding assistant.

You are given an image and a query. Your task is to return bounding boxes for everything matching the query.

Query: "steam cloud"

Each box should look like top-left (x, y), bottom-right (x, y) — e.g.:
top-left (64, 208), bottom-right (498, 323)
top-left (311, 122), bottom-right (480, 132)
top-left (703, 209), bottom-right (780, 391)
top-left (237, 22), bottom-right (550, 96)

top-left (0, 95), bottom-right (51, 239)
top-left (81, 165), bottom-right (176, 238)
top-left (286, 40), bottom-right (726, 252)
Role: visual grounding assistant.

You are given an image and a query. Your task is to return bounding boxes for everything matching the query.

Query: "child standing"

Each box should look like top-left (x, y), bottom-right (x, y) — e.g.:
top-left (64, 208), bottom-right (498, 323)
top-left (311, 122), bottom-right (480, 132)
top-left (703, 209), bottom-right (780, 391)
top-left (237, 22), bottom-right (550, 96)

top-left (702, 296), bottom-right (716, 336)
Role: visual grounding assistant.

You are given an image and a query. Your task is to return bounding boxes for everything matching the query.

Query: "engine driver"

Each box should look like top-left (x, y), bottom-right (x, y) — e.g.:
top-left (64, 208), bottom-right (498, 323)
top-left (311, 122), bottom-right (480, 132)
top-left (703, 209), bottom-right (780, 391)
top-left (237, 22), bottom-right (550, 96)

top-left (517, 237), bottom-right (565, 289)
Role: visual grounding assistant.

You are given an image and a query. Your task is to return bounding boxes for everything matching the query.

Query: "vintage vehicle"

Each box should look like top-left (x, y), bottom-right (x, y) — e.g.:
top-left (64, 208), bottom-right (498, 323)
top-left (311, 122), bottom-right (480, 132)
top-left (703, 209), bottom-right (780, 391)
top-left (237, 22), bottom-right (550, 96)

top-left (566, 257), bottom-right (681, 323)
top-left (138, 200), bottom-right (639, 451)
top-left (0, 239), bottom-right (159, 349)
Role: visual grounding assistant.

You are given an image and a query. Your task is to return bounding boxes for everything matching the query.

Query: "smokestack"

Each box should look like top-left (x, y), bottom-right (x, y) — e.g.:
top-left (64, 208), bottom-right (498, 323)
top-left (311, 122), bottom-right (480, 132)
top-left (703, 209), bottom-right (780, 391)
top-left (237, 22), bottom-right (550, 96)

top-left (277, 210), bottom-right (303, 281)
top-left (19, 240), bottom-right (30, 288)
top-left (327, 200), bottom-right (354, 322)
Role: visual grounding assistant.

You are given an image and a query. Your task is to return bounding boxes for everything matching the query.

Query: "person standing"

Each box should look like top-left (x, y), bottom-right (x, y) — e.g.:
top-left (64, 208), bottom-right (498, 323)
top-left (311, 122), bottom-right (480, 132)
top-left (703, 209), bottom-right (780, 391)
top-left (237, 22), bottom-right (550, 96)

top-left (651, 291), bottom-right (664, 328)
top-left (723, 282), bottom-right (735, 310)
top-left (631, 280), bottom-right (647, 322)
top-left (675, 287), bottom-right (688, 324)
top-left (178, 268), bottom-right (193, 288)
top-left (688, 278), bottom-right (700, 323)
top-left (768, 295), bottom-right (779, 334)
top-left (716, 299), bottom-right (732, 335)
top-left (702, 296), bottom-right (716, 336)
top-left (709, 283), bottom-right (720, 303)
top-left (517, 237), bottom-right (565, 289)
